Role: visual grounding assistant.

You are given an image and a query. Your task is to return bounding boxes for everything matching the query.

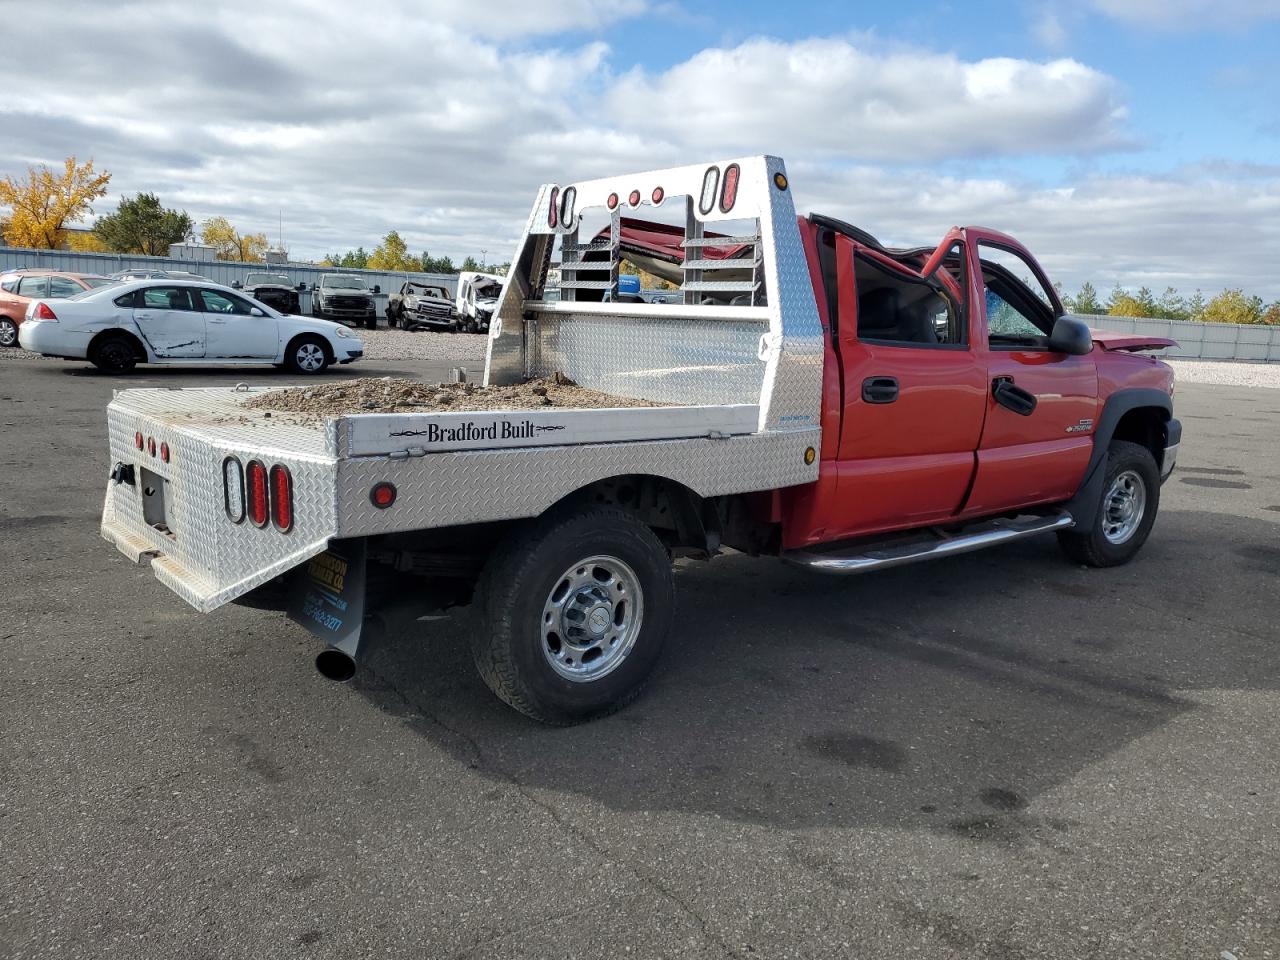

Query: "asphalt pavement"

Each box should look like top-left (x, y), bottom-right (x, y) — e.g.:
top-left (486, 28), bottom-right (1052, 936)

top-left (2, 355), bottom-right (1278, 959)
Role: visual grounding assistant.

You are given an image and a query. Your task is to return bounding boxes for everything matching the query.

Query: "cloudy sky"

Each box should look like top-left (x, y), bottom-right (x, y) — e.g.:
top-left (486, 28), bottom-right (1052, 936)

top-left (4, 0), bottom-right (1279, 298)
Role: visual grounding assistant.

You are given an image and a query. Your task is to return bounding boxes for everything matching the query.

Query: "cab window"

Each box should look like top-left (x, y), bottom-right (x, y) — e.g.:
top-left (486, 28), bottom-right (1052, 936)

top-left (854, 255), bottom-right (964, 346)
top-left (978, 242), bottom-right (1058, 346)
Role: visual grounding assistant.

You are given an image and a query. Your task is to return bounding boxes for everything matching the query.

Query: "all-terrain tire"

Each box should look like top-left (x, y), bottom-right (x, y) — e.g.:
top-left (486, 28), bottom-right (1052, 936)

top-left (471, 505), bottom-right (675, 725)
top-left (91, 334), bottom-right (138, 373)
top-left (1058, 440), bottom-right (1160, 567)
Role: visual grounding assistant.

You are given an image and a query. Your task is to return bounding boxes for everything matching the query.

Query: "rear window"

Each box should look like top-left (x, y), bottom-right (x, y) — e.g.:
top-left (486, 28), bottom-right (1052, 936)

top-left (82, 277), bottom-right (114, 289)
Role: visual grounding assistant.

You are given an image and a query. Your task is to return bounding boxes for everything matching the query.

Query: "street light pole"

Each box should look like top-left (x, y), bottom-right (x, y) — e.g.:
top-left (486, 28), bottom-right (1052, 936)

top-left (480, 249), bottom-right (488, 270)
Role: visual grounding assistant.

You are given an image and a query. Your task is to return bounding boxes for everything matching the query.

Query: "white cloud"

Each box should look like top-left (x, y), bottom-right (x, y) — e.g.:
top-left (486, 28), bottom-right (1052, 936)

top-left (606, 38), bottom-right (1129, 161)
top-left (0, 2), bottom-right (1276, 298)
top-left (1089, 0), bottom-right (1280, 27)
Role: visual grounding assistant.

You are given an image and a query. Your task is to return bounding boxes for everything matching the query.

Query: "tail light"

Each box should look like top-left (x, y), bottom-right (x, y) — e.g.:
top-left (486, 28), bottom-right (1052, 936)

top-left (719, 163), bottom-right (740, 212)
top-left (147, 437), bottom-right (156, 457)
top-left (699, 166), bottom-right (720, 215)
top-left (370, 482), bottom-right (397, 509)
top-left (651, 186), bottom-right (664, 204)
top-left (548, 186), bottom-right (559, 228)
top-left (223, 457), bottom-right (245, 523)
top-left (35, 302), bottom-right (57, 320)
top-left (246, 460), bottom-right (269, 527)
top-left (269, 464), bottom-right (293, 532)
top-left (134, 431), bottom-right (144, 450)
top-left (160, 442), bottom-right (170, 463)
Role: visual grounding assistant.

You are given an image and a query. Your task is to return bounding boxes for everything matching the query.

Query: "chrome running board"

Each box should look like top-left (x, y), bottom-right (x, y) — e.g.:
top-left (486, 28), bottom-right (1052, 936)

top-left (784, 512), bottom-right (1075, 575)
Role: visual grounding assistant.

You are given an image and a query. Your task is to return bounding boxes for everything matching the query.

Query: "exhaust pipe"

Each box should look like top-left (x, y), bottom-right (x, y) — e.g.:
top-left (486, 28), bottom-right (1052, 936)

top-left (316, 646), bottom-right (357, 682)
top-left (313, 609), bottom-right (391, 683)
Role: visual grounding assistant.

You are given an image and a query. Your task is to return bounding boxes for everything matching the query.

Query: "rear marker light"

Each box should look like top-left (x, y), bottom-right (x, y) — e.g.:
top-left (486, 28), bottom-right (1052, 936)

top-left (246, 460), bottom-right (269, 528)
top-left (651, 186), bottom-right (664, 204)
top-left (560, 186), bottom-right (576, 230)
top-left (269, 464), bottom-right (293, 533)
top-left (699, 166), bottom-right (720, 215)
top-left (223, 457), bottom-right (245, 523)
top-left (35, 302), bottom-right (57, 320)
top-left (607, 192), bottom-right (619, 210)
top-left (548, 186), bottom-right (559, 228)
top-left (370, 482), bottom-right (397, 509)
top-left (774, 172), bottom-right (788, 191)
top-left (147, 437), bottom-right (156, 457)
top-left (160, 442), bottom-right (170, 463)
top-left (134, 431), bottom-right (143, 450)
top-left (719, 163), bottom-right (740, 213)
top-left (628, 189), bottom-right (641, 207)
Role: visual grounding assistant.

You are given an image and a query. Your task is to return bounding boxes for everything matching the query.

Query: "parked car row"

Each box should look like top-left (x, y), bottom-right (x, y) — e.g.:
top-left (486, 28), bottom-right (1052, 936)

top-left (385, 271), bottom-right (503, 333)
top-left (6, 268), bottom-right (363, 375)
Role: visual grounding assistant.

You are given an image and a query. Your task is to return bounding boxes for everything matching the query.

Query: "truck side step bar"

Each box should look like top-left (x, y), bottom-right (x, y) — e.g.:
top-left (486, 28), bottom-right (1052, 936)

top-left (783, 512), bottom-right (1075, 575)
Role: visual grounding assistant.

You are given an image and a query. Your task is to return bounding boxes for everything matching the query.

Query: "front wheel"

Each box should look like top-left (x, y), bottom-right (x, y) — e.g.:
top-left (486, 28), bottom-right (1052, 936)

top-left (285, 336), bottom-right (330, 374)
top-left (471, 506), bottom-right (674, 724)
top-left (1058, 440), bottom-right (1160, 567)
top-left (0, 318), bottom-right (17, 348)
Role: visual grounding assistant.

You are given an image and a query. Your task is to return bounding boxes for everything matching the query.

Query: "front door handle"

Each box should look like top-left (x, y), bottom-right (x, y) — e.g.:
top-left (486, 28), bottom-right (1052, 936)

top-left (992, 377), bottom-right (1037, 416)
top-left (861, 376), bottom-right (899, 404)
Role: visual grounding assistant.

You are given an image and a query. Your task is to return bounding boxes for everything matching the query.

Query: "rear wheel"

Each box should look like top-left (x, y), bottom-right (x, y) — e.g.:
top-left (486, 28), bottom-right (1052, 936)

top-left (471, 506), bottom-right (674, 724)
top-left (285, 336), bottom-right (330, 374)
top-left (0, 318), bottom-right (17, 348)
top-left (1058, 440), bottom-right (1160, 566)
top-left (91, 334), bottom-right (138, 374)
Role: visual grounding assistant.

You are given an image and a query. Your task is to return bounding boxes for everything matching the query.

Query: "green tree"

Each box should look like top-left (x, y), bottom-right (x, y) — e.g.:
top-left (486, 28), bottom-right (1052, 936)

top-left (1156, 286), bottom-right (1187, 321)
top-left (460, 255), bottom-right (482, 272)
top-left (420, 251), bottom-right (456, 273)
top-left (1135, 286), bottom-right (1157, 316)
top-left (1201, 289), bottom-right (1263, 325)
top-left (93, 192), bottom-right (192, 256)
top-left (1108, 285), bottom-right (1151, 318)
top-left (1185, 289), bottom-right (1207, 321)
top-left (1071, 281), bottom-right (1104, 315)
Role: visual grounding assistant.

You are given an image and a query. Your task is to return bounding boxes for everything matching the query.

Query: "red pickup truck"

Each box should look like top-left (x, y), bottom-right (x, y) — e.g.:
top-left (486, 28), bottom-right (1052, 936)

top-left (101, 157), bottom-right (1179, 724)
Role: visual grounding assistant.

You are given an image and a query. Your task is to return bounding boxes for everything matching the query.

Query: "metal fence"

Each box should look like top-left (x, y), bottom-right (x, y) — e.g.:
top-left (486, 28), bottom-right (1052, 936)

top-left (1082, 315), bottom-right (1280, 362)
top-left (0, 246), bottom-right (458, 298)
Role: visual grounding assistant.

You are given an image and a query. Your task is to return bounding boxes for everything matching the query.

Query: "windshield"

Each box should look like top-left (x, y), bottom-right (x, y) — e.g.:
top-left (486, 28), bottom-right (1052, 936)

top-left (323, 276), bottom-right (368, 290)
top-left (476, 282), bottom-right (502, 299)
top-left (245, 273), bottom-right (290, 286)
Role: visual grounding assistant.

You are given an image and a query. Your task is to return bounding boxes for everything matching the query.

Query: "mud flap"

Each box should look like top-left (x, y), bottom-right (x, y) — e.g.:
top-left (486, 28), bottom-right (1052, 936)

top-left (287, 539), bottom-right (367, 656)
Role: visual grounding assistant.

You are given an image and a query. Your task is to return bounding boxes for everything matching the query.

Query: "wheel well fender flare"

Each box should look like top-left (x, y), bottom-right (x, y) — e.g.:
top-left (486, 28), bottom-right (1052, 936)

top-left (88, 327), bottom-right (147, 361)
top-left (545, 474), bottom-right (717, 554)
top-left (1066, 388), bottom-right (1171, 528)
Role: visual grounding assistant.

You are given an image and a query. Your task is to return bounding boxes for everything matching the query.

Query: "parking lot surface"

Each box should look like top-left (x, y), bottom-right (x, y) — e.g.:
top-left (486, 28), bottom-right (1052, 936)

top-left (2, 355), bottom-right (1278, 959)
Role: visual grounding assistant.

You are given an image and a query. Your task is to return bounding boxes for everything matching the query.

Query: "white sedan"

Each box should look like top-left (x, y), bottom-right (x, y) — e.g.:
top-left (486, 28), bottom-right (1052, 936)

top-left (18, 278), bottom-right (364, 374)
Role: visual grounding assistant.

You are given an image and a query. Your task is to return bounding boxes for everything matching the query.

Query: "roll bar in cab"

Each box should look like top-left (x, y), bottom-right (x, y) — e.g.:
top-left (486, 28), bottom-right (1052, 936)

top-left (99, 156), bottom-right (1179, 724)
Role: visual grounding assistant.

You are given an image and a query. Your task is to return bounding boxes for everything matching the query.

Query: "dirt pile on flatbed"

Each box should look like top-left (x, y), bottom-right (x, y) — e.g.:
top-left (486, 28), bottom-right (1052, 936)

top-left (244, 374), bottom-right (661, 417)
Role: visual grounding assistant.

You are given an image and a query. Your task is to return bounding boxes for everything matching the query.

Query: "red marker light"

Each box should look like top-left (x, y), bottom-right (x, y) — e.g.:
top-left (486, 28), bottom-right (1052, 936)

top-left (719, 163), bottom-right (740, 212)
top-left (651, 186), bottom-right (664, 204)
top-left (269, 464), bottom-right (292, 532)
top-left (607, 192), bottom-right (619, 210)
top-left (147, 437), bottom-right (156, 457)
top-left (246, 460), bottom-right (269, 527)
top-left (548, 186), bottom-right (559, 228)
top-left (134, 431), bottom-right (143, 450)
top-left (370, 482), bottom-right (397, 509)
top-left (160, 442), bottom-right (170, 463)
top-left (628, 189), bottom-right (641, 207)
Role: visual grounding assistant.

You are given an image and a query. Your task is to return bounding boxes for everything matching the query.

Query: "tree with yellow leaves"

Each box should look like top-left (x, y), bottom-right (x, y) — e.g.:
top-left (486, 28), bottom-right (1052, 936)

top-left (367, 230), bottom-right (419, 272)
top-left (0, 157), bottom-right (111, 249)
top-left (200, 216), bottom-right (269, 262)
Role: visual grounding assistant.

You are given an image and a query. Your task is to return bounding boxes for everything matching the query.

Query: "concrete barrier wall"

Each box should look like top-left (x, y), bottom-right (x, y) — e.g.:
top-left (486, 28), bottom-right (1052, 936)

top-left (1078, 314), bottom-right (1280, 362)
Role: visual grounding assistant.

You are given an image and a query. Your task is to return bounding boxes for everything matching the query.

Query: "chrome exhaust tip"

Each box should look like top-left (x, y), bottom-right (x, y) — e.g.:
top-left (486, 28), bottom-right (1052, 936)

top-left (315, 648), bottom-right (357, 683)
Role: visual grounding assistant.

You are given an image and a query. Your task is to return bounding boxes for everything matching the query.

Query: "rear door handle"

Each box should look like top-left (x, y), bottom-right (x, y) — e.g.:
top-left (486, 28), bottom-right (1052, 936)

top-left (861, 376), bottom-right (899, 404)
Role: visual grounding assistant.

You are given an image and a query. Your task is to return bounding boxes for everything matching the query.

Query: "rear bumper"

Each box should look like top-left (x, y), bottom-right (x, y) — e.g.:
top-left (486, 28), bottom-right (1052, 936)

top-left (1161, 418), bottom-right (1181, 481)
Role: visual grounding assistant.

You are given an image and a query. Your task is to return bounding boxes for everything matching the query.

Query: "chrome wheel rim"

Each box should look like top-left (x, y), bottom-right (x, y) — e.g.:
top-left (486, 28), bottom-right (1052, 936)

top-left (541, 555), bottom-right (643, 683)
top-left (0, 320), bottom-right (16, 346)
top-left (296, 343), bottom-right (325, 371)
top-left (1102, 469), bottom-right (1146, 545)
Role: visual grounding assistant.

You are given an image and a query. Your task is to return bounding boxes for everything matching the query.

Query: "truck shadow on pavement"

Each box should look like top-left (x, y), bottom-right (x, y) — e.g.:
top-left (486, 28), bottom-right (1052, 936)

top-left (353, 507), bottom-right (1276, 832)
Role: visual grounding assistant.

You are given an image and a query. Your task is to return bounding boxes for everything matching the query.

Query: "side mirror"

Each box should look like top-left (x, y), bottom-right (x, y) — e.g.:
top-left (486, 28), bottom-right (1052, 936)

top-left (373, 284), bottom-right (381, 294)
top-left (231, 280), bottom-right (242, 289)
top-left (1047, 315), bottom-right (1093, 355)
top-left (250, 307), bottom-right (265, 317)
top-left (297, 282), bottom-right (307, 291)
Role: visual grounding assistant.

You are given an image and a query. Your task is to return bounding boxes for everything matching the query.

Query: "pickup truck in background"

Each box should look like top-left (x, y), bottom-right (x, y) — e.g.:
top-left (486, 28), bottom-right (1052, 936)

top-left (387, 280), bottom-right (457, 331)
top-left (313, 273), bottom-right (377, 328)
top-left (232, 271), bottom-right (304, 315)
top-left (455, 271), bottom-right (504, 333)
top-left (99, 156), bottom-right (1179, 724)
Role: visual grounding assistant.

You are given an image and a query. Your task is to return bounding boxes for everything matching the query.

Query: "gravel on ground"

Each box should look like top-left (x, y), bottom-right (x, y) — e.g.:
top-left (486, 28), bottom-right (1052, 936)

top-left (357, 328), bottom-right (487, 362)
top-left (1166, 359), bottom-right (1280, 389)
top-left (244, 372), bottom-right (661, 416)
